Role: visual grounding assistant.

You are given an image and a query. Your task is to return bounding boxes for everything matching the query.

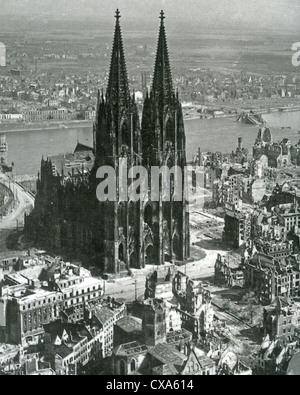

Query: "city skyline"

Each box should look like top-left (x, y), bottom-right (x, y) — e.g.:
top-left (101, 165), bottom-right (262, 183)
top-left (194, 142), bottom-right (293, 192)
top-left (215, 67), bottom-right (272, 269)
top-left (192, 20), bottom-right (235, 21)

top-left (1, 0), bottom-right (300, 34)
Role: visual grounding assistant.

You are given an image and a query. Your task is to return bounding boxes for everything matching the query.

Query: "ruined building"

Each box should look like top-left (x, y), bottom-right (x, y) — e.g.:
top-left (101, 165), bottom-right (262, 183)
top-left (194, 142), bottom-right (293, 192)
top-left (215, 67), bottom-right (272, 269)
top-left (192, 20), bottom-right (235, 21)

top-left (25, 10), bottom-right (190, 275)
top-left (253, 126), bottom-right (300, 168)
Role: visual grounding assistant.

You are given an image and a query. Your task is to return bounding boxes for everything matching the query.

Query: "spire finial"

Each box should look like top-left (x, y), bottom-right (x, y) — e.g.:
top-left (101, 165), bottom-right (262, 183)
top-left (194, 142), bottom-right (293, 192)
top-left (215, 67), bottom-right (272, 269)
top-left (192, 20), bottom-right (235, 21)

top-left (160, 10), bottom-right (165, 22)
top-left (115, 9), bottom-right (121, 22)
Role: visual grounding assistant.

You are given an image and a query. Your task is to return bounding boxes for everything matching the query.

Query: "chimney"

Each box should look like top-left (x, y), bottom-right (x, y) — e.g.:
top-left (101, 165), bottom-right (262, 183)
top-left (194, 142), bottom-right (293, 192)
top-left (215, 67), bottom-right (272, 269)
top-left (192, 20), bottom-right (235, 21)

top-left (198, 147), bottom-right (201, 166)
top-left (238, 137), bottom-right (242, 151)
top-left (60, 260), bottom-right (64, 274)
top-left (294, 193), bottom-right (298, 214)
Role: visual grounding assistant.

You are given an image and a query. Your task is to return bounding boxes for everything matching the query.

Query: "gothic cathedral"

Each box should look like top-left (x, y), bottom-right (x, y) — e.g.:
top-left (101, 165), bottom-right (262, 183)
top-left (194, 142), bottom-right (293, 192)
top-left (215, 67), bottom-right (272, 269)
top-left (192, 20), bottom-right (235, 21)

top-left (25, 10), bottom-right (190, 275)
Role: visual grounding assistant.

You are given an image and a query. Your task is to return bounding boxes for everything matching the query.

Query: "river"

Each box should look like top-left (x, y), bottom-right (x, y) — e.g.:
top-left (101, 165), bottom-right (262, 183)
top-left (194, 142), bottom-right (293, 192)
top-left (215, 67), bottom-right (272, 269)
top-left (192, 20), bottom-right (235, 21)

top-left (5, 111), bottom-right (300, 177)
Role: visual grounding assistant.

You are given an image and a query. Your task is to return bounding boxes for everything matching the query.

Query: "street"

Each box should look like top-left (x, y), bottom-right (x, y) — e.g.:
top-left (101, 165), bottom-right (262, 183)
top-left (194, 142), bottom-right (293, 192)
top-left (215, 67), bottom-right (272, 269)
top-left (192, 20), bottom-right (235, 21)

top-left (0, 174), bottom-right (34, 252)
top-left (0, 174), bottom-right (34, 231)
top-left (103, 205), bottom-right (233, 302)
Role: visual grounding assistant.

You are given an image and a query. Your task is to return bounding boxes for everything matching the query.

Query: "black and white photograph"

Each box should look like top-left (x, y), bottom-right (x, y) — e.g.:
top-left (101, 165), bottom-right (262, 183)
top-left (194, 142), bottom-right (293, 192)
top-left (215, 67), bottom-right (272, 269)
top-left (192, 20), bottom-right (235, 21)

top-left (0, 0), bottom-right (300, 377)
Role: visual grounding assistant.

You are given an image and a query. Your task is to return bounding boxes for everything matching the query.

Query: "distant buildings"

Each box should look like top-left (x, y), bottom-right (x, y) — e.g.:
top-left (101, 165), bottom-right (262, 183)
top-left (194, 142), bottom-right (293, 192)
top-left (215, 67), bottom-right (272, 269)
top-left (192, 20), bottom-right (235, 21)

top-left (22, 108), bottom-right (70, 122)
top-left (85, 110), bottom-right (96, 121)
top-left (0, 113), bottom-right (23, 121)
top-left (203, 137), bottom-right (270, 209)
top-left (141, 71), bottom-right (150, 97)
top-left (0, 133), bottom-right (8, 164)
top-left (253, 127), bottom-right (300, 168)
top-left (0, 43), bottom-right (6, 67)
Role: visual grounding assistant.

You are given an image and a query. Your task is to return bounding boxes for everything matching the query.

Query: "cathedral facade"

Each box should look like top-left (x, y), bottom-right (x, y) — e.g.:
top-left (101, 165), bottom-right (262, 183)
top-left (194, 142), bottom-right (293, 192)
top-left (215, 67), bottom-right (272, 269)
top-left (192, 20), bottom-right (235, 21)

top-left (25, 10), bottom-right (190, 275)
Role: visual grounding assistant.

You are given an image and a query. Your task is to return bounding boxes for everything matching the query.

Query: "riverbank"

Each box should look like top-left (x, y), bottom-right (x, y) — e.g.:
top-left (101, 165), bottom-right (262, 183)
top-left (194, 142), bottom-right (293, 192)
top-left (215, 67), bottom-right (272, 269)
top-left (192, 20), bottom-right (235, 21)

top-left (1, 104), bottom-right (300, 134)
top-left (3, 109), bottom-right (300, 177)
top-left (1, 116), bottom-right (204, 133)
top-left (0, 115), bottom-right (218, 133)
top-left (0, 120), bottom-right (92, 133)
top-left (185, 104), bottom-right (300, 122)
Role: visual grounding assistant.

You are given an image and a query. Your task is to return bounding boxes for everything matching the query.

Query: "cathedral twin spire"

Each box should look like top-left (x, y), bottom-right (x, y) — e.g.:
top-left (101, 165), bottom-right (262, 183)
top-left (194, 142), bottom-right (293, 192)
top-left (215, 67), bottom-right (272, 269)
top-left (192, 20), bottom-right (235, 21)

top-left (152, 11), bottom-right (174, 107)
top-left (98, 9), bottom-right (183, 169)
top-left (107, 9), bottom-right (173, 107)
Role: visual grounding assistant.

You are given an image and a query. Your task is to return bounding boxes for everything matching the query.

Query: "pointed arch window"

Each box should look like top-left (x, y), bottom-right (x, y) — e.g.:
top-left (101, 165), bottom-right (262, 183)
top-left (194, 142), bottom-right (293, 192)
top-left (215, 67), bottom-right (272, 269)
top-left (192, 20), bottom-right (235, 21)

top-left (130, 359), bottom-right (136, 372)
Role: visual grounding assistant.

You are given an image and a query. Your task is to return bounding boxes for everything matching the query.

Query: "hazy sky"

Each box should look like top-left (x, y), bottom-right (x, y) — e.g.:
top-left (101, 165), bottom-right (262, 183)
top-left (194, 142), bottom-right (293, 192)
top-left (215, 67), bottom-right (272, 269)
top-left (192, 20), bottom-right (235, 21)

top-left (1, 0), bottom-right (300, 32)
